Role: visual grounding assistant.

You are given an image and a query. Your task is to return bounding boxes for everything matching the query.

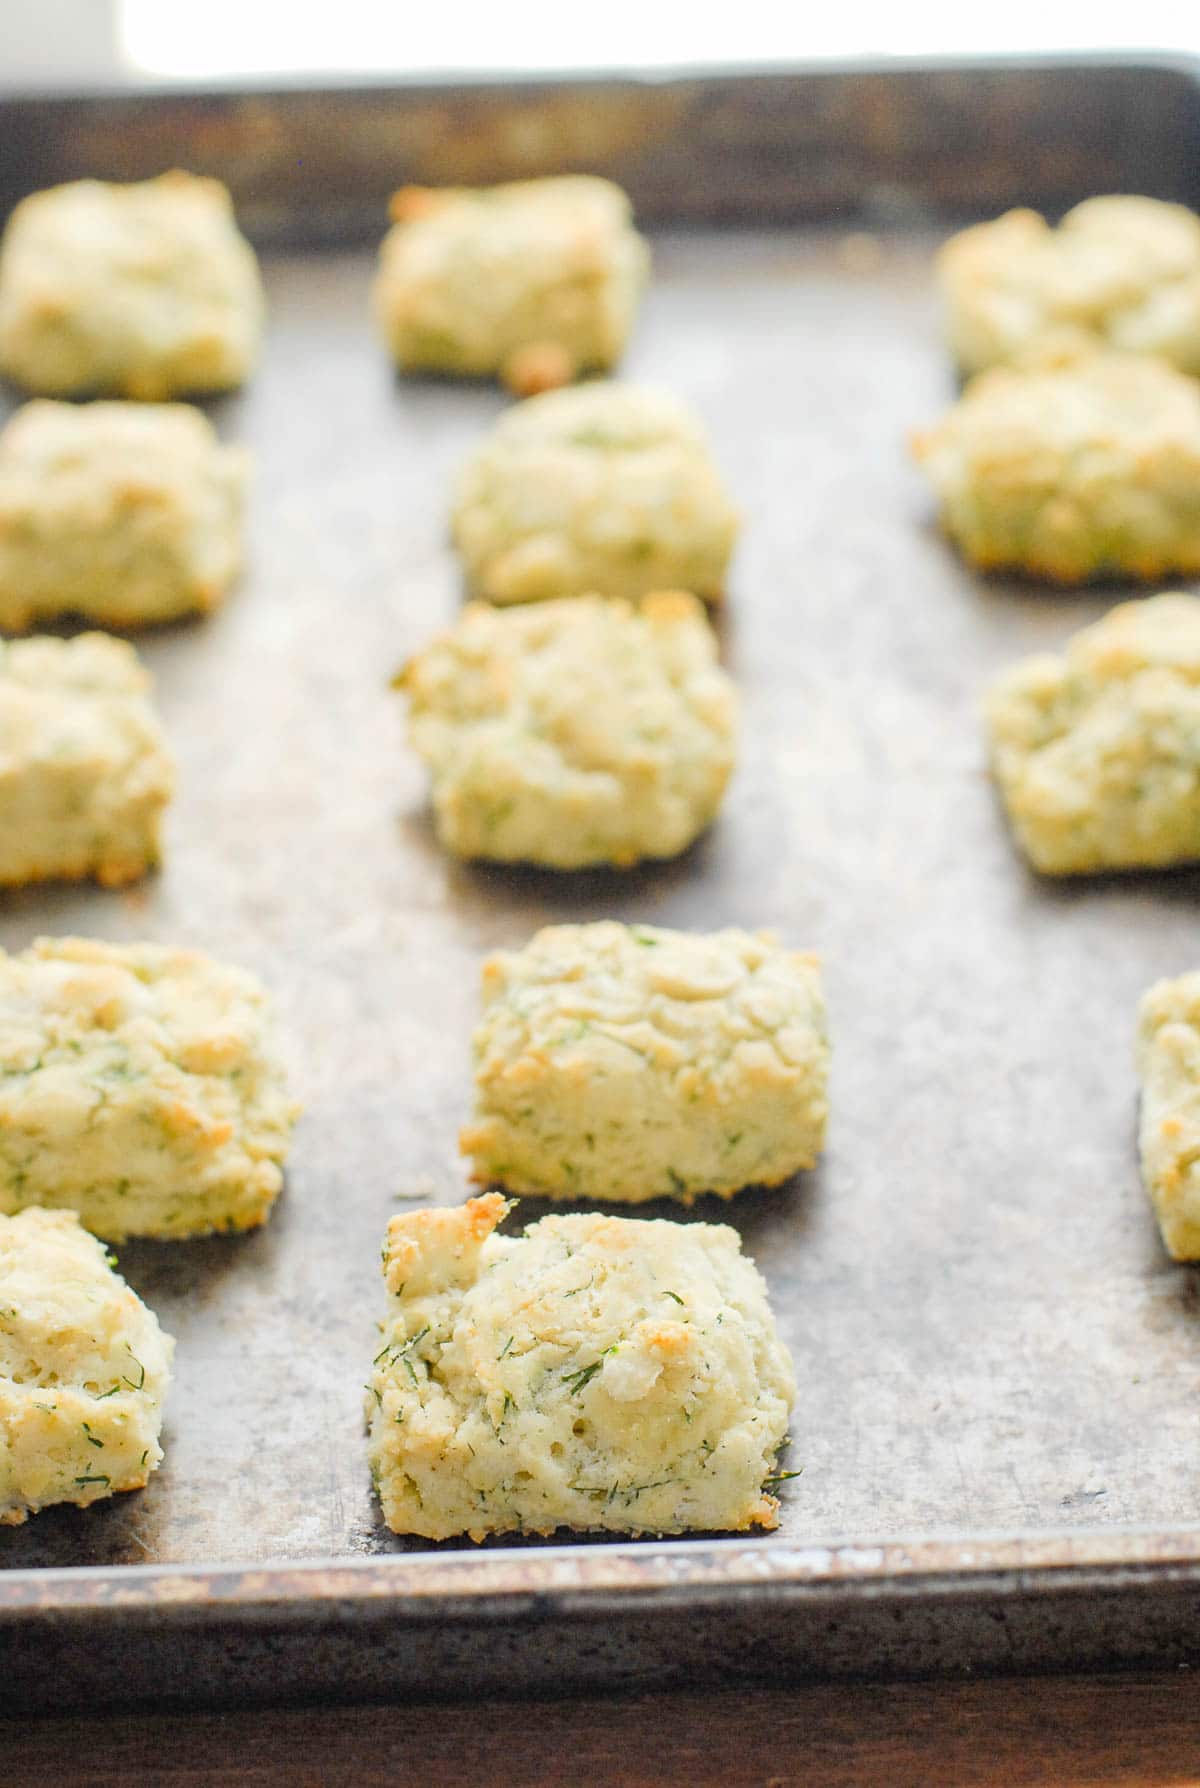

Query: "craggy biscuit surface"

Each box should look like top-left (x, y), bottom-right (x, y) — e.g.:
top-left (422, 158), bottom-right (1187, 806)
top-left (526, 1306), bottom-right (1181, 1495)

top-left (986, 593), bottom-right (1200, 875)
top-left (366, 1194), bottom-right (795, 1540)
top-left (913, 353), bottom-right (1200, 583)
top-left (1137, 973), bottom-right (1200, 1259)
top-left (373, 175), bottom-right (649, 393)
top-left (397, 592), bottom-right (737, 869)
top-left (938, 196), bottom-right (1200, 376)
top-left (0, 1207), bottom-right (173, 1523)
top-left (0, 172), bottom-right (264, 398)
top-left (0, 936), bottom-right (298, 1240)
top-left (0, 400), bottom-right (249, 628)
top-left (0, 633), bottom-right (173, 888)
top-left (452, 382), bottom-right (739, 604)
top-left (462, 922), bottom-right (828, 1202)
top-left (0, 168), bottom-right (262, 402)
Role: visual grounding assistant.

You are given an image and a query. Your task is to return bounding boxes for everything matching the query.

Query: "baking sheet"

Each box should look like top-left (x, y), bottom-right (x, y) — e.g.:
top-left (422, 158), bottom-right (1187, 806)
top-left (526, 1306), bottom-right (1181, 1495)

top-left (3, 61), bottom-right (1200, 1704)
top-left (1, 221), bottom-right (1198, 1576)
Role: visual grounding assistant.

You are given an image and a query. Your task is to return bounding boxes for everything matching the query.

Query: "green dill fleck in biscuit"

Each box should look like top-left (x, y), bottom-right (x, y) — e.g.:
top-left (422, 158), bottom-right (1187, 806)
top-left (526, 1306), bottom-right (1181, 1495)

top-left (397, 592), bottom-right (737, 870)
top-left (0, 1207), bottom-right (173, 1523)
top-left (985, 592), bottom-right (1200, 875)
top-left (0, 633), bottom-right (173, 888)
top-left (462, 921), bottom-right (828, 1201)
top-left (366, 1194), bottom-right (796, 1540)
top-left (0, 936), bottom-right (299, 1240)
top-left (1137, 973), bottom-right (1200, 1260)
top-left (913, 352), bottom-right (1200, 584)
top-left (0, 400), bottom-right (249, 628)
top-left (452, 382), bottom-right (739, 604)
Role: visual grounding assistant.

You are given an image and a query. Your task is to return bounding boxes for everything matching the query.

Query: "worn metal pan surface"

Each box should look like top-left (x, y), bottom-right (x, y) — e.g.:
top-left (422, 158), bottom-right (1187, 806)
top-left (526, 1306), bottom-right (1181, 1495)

top-left (3, 58), bottom-right (1200, 1710)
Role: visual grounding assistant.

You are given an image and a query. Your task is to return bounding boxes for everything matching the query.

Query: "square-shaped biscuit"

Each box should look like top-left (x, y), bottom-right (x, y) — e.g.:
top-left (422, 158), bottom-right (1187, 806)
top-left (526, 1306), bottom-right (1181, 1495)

top-left (397, 592), bottom-right (737, 870)
top-left (0, 400), bottom-right (250, 628)
top-left (0, 172), bottom-right (264, 398)
top-left (0, 936), bottom-right (299, 1240)
top-left (912, 353), bottom-right (1200, 584)
top-left (0, 633), bottom-right (173, 888)
top-left (452, 382), bottom-right (740, 604)
top-left (985, 593), bottom-right (1200, 875)
top-left (1, 1207), bottom-right (173, 1523)
top-left (462, 922), bottom-right (829, 1202)
top-left (366, 1194), bottom-right (796, 1540)
top-left (938, 196), bottom-right (1200, 377)
top-left (373, 176), bottom-right (649, 395)
top-left (1137, 974), bottom-right (1200, 1260)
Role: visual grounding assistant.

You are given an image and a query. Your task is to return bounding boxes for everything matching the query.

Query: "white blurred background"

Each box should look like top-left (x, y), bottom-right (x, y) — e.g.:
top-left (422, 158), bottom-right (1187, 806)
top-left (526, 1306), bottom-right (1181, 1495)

top-left (1, 0), bottom-right (1198, 85)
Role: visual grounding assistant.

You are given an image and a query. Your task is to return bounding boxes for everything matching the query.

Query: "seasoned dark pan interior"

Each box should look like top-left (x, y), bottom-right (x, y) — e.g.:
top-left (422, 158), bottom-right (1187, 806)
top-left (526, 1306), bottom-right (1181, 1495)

top-left (2, 225), bottom-right (1198, 1570)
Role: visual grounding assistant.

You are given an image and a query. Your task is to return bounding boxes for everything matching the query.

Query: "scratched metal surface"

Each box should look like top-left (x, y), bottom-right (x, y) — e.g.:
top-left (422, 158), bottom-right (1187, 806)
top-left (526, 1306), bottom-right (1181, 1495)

top-left (1, 220), bottom-right (1200, 1579)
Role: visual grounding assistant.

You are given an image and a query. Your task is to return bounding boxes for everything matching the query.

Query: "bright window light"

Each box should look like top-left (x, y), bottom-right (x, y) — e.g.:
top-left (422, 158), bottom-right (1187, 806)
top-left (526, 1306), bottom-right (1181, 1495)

top-left (119, 2), bottom-right (1193, 82)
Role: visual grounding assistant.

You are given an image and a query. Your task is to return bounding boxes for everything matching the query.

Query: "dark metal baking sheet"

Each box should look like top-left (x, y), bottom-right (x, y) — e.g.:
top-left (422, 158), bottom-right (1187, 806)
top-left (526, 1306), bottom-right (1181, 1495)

top-left (3, 54), bottom-right (1200, 238)
top-left (5, 59), bottom-right (1200, 1709)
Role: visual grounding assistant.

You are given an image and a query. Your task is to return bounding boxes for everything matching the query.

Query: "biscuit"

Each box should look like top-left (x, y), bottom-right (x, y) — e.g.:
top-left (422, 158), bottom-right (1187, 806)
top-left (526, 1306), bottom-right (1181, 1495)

top-left (373, 176), bottom-right (649, 395)
top-left (0, 172), bottom-right (264, 398)
top-left (1137, 973), bottom-right (1200, 1258)
top-left (397, 592), bottom-right (737, 869)
top-left (365, 1194), bottom-right (795, 1540)
top-left (461, 922), bottom-right (828, 1202)
top-left (0, 936), bottom-right (299, 1240)
top-left (912, 353), bottom-right (1200, 583)
top-left (451, 382), bottom-right (739, 604)
top-left (0, 400), bottom-right (249, 628)
top-left (938, 196), bottom-right (1200, 376)
top-left (985, 592), bottom-right (1200, 875)
top-left (1, 1206), bottom-right (173, 1523)
top-left (0, 633), bottom-right (173, 888)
